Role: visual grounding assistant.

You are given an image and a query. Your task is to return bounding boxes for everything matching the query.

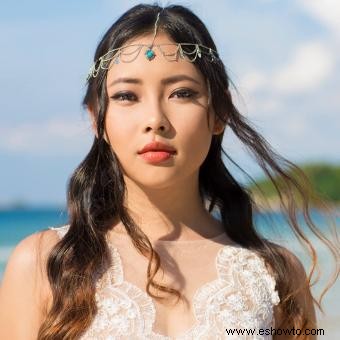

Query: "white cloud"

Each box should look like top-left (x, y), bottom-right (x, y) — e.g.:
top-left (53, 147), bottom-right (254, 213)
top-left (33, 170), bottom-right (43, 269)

top-left (298, 0), bottom-right (340, 37)
top-left (239, 71), bottom-right (268, 93)
top-left (272, 41), bottom-right (334, 94)
top-left (0, 118), bottom-right (93, 155)
top-left (238, 41), bottom-right (334, 97)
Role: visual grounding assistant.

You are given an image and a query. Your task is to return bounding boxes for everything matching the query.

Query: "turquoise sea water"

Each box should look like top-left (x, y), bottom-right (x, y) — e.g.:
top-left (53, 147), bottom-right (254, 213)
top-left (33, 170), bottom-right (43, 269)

top-left (0, 208), bottom-right (339, 338)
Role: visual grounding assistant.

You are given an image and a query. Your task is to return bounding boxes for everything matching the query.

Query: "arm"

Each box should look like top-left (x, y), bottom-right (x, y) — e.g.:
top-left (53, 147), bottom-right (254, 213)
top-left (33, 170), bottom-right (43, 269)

top-left (0, 230), bottom-right (56, 340)
top-left (273, 247), bottom-right (317, 340)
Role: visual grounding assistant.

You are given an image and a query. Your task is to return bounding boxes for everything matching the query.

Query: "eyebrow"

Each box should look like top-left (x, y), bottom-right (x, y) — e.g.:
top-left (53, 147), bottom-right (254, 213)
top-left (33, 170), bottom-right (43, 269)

top-left (109, 74), bottom-right (201, 87)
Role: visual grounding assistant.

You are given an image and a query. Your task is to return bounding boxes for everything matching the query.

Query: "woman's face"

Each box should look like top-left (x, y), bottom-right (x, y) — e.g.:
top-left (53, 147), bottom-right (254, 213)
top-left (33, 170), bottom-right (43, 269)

top-left (103, 32), bottom-right (221, 189)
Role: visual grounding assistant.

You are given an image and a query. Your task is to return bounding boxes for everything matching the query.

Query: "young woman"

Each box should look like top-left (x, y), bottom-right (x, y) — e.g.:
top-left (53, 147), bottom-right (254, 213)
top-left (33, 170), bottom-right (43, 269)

top-left (0, 4), bottom-right (338, 340)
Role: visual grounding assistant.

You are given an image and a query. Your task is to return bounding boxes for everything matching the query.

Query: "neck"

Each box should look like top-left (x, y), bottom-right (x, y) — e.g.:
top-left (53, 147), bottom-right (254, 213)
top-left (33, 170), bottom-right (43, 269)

top-left (111, 172), bottom-right (224, 241)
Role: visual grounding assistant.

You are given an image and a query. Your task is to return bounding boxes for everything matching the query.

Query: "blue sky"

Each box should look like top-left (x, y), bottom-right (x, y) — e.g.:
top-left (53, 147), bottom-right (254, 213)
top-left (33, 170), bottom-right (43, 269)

top-left (0, 0), bottom-right (339, 206)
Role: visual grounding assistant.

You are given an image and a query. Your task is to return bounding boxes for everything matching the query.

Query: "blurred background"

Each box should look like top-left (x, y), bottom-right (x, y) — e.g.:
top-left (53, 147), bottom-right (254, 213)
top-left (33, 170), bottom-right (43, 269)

top-left (0, 0), bottom-right (339, 338)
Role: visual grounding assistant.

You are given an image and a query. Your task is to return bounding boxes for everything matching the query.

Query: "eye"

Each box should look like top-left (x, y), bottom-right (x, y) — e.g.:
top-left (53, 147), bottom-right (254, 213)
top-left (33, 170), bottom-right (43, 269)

top-left (111, 92), bottom-right (137, 102)
top-left (170, 88), bottom-right (198, 99)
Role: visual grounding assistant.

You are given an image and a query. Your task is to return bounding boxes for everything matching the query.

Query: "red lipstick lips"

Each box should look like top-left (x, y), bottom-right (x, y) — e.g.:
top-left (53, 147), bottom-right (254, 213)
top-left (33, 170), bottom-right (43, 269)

top-left (138, 141), bottom-right (176, 154)
top-left (138, 141), bottom-right (176, 164)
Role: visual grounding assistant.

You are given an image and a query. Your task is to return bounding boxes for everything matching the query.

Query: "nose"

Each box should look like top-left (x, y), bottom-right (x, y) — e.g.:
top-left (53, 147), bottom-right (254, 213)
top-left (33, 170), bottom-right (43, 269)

top-left (143, 99), bottom-right (170, 133)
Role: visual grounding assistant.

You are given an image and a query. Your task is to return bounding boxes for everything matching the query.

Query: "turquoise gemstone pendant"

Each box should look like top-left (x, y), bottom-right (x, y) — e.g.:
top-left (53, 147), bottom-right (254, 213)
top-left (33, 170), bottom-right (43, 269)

top-left (145, 47), bottom-right (156, 61)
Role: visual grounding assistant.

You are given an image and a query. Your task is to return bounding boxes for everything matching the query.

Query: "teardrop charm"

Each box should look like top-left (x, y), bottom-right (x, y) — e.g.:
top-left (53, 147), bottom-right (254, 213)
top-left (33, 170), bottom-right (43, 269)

top-left (179, 45), bottom-right (185, 59)
top-left (197, 46), bottom-right (202, 58)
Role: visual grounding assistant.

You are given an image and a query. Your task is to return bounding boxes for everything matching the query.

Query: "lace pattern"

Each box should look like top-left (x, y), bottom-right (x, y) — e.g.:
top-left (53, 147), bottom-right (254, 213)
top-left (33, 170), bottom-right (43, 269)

top-left (50, 225), bottom-right (280, 339)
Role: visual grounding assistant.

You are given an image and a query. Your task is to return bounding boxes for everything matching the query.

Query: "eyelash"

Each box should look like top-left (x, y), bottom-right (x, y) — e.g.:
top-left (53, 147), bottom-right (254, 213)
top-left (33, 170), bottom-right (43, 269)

top-left (110, 89), bottom-right (198, 102)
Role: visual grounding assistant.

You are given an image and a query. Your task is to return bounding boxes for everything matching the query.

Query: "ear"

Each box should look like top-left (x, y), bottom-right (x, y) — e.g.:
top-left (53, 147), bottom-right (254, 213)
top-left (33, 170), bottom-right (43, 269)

top-left (87, 107), bottom-right (109, 143)
top-left (212, 115), bottom-right (227, 135)
top-left (87, 107), bottom-right (99, 138)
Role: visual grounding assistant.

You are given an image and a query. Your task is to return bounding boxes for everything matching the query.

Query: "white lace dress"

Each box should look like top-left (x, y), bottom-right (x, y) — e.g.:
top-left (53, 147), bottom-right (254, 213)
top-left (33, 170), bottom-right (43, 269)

top-left (50, 225), bottom-right (280, 339)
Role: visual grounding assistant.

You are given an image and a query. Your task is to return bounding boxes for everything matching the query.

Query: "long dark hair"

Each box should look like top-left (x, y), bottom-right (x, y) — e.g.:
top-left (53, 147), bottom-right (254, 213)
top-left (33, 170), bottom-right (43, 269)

top-left (38, 3), bottom-right (339, 339)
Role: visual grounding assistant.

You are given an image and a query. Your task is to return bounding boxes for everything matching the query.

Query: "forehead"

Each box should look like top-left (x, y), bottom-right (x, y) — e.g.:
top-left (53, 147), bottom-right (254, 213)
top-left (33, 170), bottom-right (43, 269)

top-left (105, 32), bottom-right (206, 86)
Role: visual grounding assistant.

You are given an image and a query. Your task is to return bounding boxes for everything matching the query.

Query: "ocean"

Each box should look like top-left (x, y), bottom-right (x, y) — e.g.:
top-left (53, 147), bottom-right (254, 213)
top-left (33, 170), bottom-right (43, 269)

top-left (0, 207), bottom-right (339, 338)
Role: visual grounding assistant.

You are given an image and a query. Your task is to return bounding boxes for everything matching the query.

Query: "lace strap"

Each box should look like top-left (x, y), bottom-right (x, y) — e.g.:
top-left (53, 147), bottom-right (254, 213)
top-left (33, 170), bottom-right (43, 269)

top-left (49, 224), bottom-right (70, 239)
top-left (217, 246), bottom-right (280, 306)
top-left (48, 224), bottom-right (124, 286)
top-left (100, 244), bottom-right (124, 285)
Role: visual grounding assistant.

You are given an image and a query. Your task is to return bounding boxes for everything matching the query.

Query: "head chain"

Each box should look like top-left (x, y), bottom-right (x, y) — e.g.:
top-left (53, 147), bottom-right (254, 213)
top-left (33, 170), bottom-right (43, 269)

top-left (87, 11), bottom-right (219, 81)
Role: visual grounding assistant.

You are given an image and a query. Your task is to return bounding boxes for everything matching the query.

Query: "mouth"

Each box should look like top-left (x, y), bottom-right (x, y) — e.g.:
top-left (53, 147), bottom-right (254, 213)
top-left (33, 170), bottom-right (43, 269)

top-left (138, 150), bottom-right (177, 163)
top-left (138, 141), bottom-right (177, 154)
top-left (138, 150), bottom-right (177, 154)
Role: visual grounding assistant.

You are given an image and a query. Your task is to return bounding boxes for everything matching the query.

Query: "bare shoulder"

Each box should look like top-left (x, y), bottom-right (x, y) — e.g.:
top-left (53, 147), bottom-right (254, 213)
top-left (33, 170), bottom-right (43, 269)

top-left (0, 228), bottom-right (60, 340)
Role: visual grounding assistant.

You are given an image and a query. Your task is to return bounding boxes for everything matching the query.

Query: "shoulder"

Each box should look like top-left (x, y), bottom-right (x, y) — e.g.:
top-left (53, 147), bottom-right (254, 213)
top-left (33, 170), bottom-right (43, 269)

top-left (2, 227), bottom-right (62, 280)
top-left (7, 226), bottom-right (61, 264)
top-left (0, 227), bottom-right (61, 292)
top-left (228, 243), bottom-right (308, 289)
top-left (0, 227), bottom-right (61, 286)
top-left (218, 245), bottom-right (281, 306)
top-left (0, 227), bottom-right (62, 339)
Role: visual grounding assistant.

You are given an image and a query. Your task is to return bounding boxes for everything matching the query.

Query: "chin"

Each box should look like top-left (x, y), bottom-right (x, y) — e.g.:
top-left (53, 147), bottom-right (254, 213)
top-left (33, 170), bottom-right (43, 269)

top-left (124, 174), bottom-right (178, 189)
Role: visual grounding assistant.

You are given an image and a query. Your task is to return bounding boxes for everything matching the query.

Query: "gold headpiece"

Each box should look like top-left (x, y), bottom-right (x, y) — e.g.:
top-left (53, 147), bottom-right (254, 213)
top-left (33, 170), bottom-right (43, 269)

top-left (86, 12), bottom-right (219, 81)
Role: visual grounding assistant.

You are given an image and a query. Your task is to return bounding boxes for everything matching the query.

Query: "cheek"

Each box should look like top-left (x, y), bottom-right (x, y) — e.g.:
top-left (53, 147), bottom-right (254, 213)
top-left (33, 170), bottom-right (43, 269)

top-left (177, 111), bottom-right (213, 166)
top-left (104, 110), bottom-right (137, 159)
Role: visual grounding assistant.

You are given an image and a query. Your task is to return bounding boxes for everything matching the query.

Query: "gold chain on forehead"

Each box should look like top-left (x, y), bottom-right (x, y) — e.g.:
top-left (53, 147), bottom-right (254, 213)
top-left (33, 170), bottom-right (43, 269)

top-left (86, 12), bottom-right (219, 81)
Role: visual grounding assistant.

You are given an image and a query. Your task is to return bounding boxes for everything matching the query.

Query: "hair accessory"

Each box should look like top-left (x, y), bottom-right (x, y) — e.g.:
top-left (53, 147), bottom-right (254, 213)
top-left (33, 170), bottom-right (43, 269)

top-left (144, 12), bottom-right (161, 61)
top-left (86, 12), bottom-right (219, 81)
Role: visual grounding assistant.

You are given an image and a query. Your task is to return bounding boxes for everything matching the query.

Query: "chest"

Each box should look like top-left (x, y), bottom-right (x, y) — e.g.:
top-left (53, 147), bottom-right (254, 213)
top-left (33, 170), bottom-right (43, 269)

top-left (81, 244), bottom-right (280, 339)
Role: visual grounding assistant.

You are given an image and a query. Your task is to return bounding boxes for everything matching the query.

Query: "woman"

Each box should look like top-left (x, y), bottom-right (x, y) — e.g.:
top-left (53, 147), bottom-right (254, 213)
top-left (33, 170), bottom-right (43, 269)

top-left (0, 4), bottom-right (338, 339)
